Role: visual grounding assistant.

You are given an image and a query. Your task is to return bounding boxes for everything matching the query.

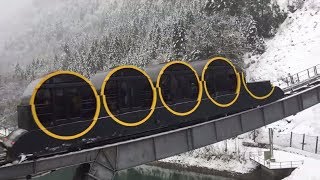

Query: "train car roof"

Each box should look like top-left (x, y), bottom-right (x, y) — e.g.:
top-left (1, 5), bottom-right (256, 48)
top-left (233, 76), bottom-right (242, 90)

top-left (20, 78), bottom-right (43, 105)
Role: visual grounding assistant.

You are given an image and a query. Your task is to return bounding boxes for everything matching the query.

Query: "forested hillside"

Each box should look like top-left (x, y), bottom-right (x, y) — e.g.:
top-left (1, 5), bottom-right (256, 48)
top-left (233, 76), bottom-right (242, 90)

top-left (0, 0), bottom-right (286, 126)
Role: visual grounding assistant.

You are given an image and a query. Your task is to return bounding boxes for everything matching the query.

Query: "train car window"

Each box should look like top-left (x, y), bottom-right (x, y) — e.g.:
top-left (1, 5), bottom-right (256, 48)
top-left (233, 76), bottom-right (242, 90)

top-left (67, 88), bottom-right (81, 118)
top-left (160, 74), bottom-right (172, 103)
top-left (205, 64), bottom-right (237, 97)
top-left (118, 81), bottom-right (129, 109)
top-left (104, 69), bottom-right (153, 115)
top-left (227, 70), bottom-right (237, 91)
top-left (142, 82), bottom-right (153, 107)
top-left (35, 89), bottom-right (53, 124)
top-left (34, 74), bottom-right (96, 127)
top-left (105, 80), bottom-right (119, 113)
top-left (159, 64), bottom-right (199, 105)
top-left (53, 88), bottom-right (67, 121)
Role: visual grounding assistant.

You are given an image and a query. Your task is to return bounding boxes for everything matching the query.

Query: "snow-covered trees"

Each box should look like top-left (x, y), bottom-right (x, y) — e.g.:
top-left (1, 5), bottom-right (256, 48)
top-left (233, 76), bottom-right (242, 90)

top-left (0, 0), bottom-right (288, 125)
top-left (247, 0), bottom-right (287, 38)
top-left (172, 20), bottom-right (187, 59)
top-left (204, 0), bottom-right (287, 38)
top-left (3, 0), bottom-right (288, 79)
top-left (287, 0), bottom-right (305, 13)
top-left (26, 0), bottom-right (278, 76)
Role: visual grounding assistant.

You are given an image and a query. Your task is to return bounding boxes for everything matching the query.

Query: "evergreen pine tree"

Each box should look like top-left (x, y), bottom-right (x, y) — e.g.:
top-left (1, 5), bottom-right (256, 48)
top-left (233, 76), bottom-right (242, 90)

top-left (172, 20), bottom-right (187, 59)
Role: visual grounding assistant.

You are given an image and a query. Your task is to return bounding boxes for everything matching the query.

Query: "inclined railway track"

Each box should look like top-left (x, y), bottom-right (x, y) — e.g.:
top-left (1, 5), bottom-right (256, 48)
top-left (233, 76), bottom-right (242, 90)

top-left (0, 62), bottom-right (318, 180)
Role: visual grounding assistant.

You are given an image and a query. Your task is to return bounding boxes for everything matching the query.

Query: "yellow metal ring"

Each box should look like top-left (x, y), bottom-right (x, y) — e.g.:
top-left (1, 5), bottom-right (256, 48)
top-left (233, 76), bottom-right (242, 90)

top-left (101, 65), bottom-right (157, 127)
top-left (241, 72), bottom-right (275, 100)
top-left (202, 57), bottom-right (241, 108)
top-left (30, 71), bottom-right (101, 140)
top-left (157, 61), bottom-right (203, 116)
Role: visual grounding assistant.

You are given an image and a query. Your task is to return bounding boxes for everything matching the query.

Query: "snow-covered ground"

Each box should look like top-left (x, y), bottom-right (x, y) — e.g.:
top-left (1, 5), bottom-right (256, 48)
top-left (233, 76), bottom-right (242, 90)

top-left (245, 0), bottom-right (320, 83)
top-left (271, 104), bottom-right (320, 136)
top-left (284, 159), bottom-right (320, 180)
top-left (247, 0), bottom-right (320, 144)
top-left (247, 0), bottom-right (320, 179)
top-left (246, 0), bottom-right (320, 151)
top-left (255, 103), bottom-right (320, 146)
top-left (270, 150), bottom-right (307, 162)
top-left (161, 137), bottom-right (257, 174)
top-left (251, 149), bottom-right (311, 169)
top-left (162, 155), bottom-right (256, 173)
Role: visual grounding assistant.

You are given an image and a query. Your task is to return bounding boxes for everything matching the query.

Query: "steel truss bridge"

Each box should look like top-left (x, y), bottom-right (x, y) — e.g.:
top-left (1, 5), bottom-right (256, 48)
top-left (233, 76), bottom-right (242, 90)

top-left (0, 65), bottom-right (319, 180)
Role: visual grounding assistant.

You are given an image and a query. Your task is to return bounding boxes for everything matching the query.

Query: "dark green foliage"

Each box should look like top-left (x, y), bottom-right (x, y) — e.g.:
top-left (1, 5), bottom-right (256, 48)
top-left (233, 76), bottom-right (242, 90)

top-left (204, 0), bottom-right (287, 38)
top-left (287, 0), bottom-right (305, 13)
top-left (204, 0), bottom-right (245, 16)
top-left (17, 0), bottom-right (287, 79)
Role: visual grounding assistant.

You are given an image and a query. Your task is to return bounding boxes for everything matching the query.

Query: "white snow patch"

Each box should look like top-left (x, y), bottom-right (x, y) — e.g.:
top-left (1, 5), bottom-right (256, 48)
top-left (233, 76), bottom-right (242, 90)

top-left (272, 150), bottom-right (307, 162)
top-left (283, 158), bottom-right (320, 180)
top-left (278, 146), bottom-right (320, 160)
top-left (18, 154), bottom-right (27, 164)
top-left (246, 0), bottom-right (320, 165)
top-left (255, 150), bottom-right (309, 162)
top-left (0, 129), bottom-right (5, 136)
top-left (242, 2), bottom-right (320, 179)
top-left (256, 103), bottom-right (320, 141)
top-left (161, 154), bottom-right (256, 174)
top-left (245, 0), bottom-right (320, 84)
top-left (161, 137), bottom-right (258, 174)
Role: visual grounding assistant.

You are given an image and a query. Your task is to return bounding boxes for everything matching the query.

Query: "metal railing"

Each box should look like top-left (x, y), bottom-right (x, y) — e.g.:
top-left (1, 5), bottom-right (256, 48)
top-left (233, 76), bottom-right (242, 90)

top-left (278, 64), bottom-right (320, 91)
top-left (249, 152), bottom-right (304, 169)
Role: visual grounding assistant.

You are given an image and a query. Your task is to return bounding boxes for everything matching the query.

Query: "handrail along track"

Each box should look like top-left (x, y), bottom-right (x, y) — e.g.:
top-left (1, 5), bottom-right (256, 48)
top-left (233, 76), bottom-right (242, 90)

top-left (278, 64), bottom-right (320, 92)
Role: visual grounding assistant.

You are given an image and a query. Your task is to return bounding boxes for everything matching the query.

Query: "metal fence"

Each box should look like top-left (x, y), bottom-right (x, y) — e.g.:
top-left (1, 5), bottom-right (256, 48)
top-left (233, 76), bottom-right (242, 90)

top-left (273, 132), bottom-right (320, 154)
top-left (249, 152), bottom-right (304, 169)
top-left (277, 64), bottom-right (320, 89)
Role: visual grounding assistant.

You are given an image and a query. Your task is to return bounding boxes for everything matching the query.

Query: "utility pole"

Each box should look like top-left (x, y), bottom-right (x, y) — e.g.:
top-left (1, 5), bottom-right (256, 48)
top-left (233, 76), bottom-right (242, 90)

top-left (269, 128), bottom-right (275, 162)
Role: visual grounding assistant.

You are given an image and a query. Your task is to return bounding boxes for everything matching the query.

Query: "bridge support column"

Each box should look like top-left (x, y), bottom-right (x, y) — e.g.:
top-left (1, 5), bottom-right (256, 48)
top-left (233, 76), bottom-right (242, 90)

top-left (80, 147), bottom-right (118, 180)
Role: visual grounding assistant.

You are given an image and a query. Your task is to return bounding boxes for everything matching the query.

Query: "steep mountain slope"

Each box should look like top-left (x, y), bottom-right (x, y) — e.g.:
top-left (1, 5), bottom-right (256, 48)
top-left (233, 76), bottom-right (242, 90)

top-left (245, 0), bottom-right (320, 83)
top-left (246, 0), bottom-right (320, 135)
top-left (0, 0), bottom-right (284, 76)
top-left (246, 2), bottom-right (320, 179)
top-left (0, 0), bottom-right (117, 73)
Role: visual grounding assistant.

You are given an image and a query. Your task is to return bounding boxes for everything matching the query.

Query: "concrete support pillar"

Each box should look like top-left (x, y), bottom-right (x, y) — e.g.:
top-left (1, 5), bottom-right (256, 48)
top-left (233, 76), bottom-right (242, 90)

top-left (78, 148), bottom-right (118, 180)
top-left (269, 128), bottom-right (275, 162)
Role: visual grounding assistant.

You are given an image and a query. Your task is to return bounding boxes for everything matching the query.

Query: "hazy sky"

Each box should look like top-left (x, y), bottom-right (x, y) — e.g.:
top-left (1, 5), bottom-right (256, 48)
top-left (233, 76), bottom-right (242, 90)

top-left (0, 0), bottom-right (34, 46)
top-left (0, 0), bottom-right (35, 73)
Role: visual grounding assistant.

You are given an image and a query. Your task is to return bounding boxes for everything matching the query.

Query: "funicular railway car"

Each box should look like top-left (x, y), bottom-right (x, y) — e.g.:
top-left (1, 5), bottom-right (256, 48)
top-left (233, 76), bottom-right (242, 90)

top-left (0, 57), bottom-right (284, 163)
